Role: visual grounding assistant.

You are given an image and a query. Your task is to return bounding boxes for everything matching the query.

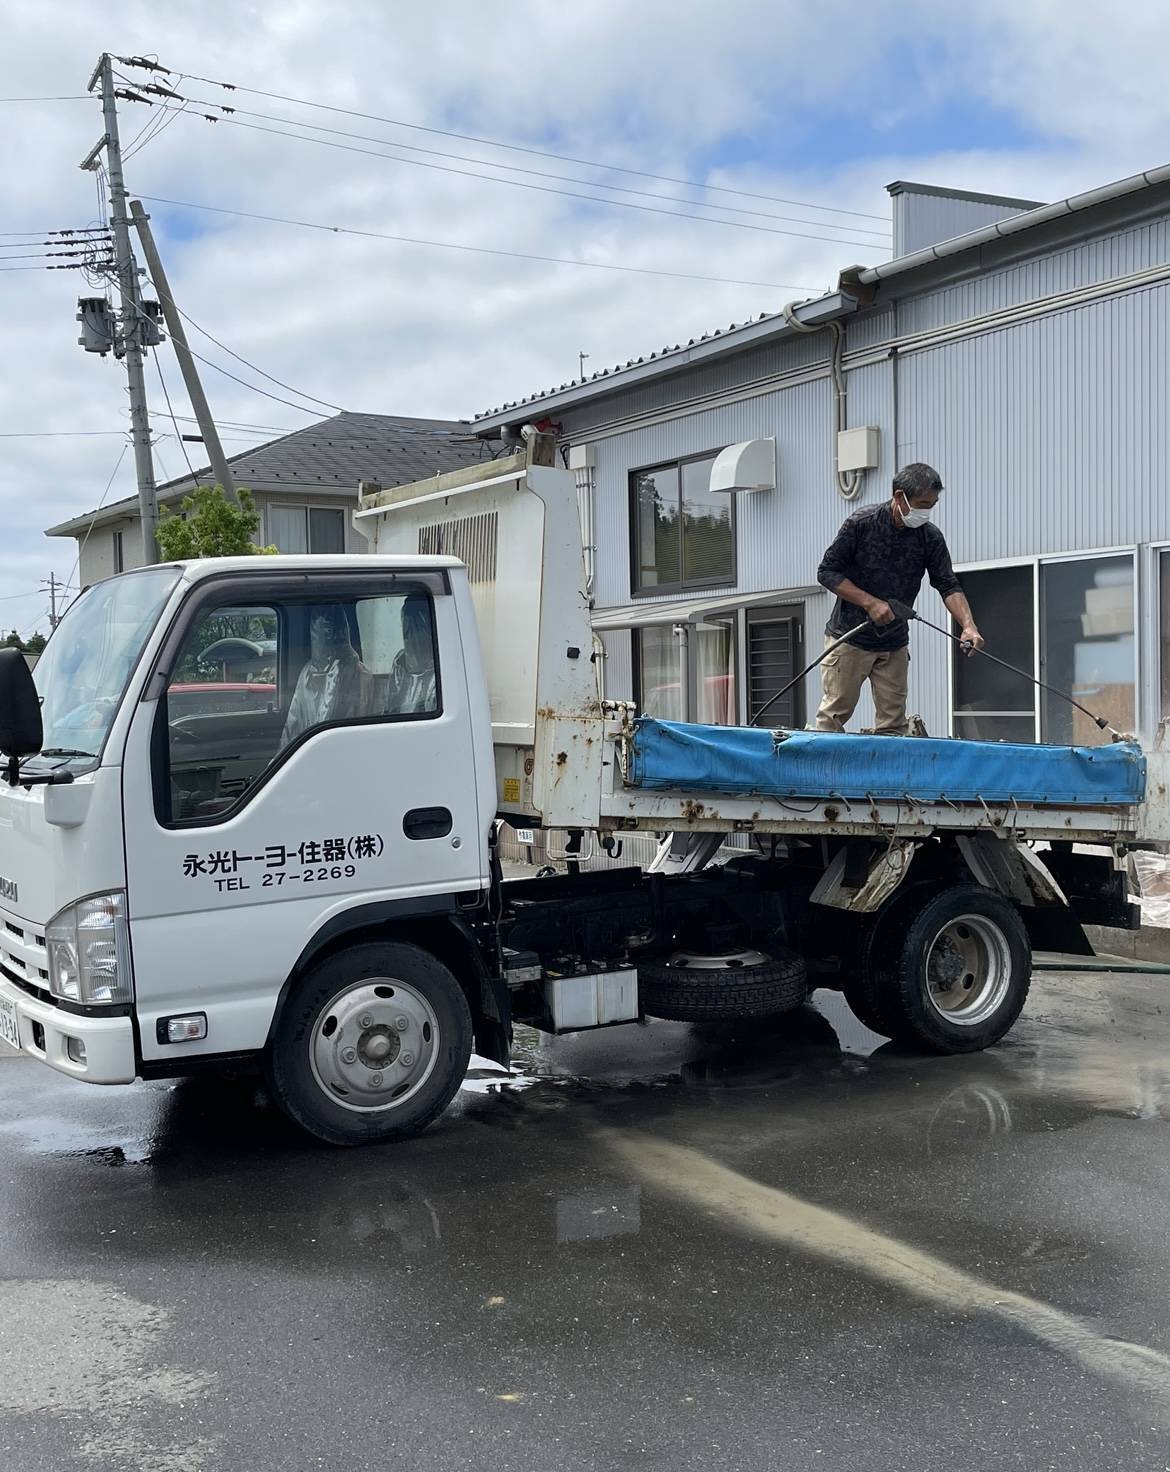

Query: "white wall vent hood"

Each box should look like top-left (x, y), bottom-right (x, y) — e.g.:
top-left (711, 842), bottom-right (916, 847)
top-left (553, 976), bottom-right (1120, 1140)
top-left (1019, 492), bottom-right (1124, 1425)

top-left (709, 437), bottom-right (775, 494)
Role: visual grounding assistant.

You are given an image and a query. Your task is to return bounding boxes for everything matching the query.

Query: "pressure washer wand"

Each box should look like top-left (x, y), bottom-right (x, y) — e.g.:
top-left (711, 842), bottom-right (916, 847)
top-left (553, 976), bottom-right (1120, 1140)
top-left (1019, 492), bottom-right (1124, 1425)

top-left (884, 598), bottom-right (1120, 739)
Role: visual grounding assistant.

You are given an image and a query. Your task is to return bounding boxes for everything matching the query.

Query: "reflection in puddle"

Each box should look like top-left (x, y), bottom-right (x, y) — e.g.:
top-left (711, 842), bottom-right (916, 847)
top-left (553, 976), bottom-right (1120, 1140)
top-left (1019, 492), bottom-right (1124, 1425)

top-left (925, 1083), bottom-right (1013, 1154)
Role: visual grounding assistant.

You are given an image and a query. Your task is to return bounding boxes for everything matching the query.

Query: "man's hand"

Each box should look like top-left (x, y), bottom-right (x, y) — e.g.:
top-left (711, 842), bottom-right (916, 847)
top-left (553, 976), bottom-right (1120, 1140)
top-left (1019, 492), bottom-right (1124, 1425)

top-left (866, 598), bottom-right (896, 627)
top-left (959, 624), bottom-right (985, 656)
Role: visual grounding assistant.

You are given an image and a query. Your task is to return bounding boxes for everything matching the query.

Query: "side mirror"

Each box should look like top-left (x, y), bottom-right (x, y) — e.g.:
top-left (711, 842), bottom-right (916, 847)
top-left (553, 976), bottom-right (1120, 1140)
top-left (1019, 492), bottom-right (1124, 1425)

top-left (0, 648), bottom-right (43, 778)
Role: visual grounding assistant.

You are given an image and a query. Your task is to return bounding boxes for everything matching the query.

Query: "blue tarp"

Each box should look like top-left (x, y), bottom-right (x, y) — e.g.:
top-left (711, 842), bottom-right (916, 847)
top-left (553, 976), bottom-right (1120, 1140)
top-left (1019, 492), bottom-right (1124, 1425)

top-left (627, 720), bottom-right (1146, 807)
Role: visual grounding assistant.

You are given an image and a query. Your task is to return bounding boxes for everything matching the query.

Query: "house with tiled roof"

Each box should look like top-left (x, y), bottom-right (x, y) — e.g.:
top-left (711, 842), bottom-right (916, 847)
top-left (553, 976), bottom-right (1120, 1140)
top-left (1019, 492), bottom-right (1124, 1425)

top-left (46, 410), bottom-right (486, 584)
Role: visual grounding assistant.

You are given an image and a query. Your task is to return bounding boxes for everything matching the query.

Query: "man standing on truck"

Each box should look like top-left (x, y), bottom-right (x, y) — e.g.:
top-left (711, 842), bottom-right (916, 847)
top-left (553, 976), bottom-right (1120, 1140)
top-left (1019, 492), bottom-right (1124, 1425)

top-left (814, 462), bottom-right (983, 735)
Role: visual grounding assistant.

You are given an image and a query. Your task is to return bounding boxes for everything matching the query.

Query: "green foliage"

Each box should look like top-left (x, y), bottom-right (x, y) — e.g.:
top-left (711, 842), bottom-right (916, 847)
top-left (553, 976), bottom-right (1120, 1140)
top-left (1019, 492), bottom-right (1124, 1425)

top-left (155, 485), bottom-right (278, 561)
top-left (2, 629), bottom-right (45, 654)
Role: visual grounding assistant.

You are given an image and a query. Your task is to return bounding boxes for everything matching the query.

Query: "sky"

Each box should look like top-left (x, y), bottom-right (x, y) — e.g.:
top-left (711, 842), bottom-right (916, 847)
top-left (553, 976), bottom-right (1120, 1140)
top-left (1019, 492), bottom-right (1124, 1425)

top-left (4, 0), bottom-right (1170, 639)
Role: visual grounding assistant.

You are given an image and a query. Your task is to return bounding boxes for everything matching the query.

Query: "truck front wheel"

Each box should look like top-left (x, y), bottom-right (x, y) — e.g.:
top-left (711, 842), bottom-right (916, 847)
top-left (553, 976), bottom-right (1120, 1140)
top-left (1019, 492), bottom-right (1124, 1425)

top-left (861, 885), bottom-right (1032, 1054)
top-left (266, 941), bottom-right (473, 1146)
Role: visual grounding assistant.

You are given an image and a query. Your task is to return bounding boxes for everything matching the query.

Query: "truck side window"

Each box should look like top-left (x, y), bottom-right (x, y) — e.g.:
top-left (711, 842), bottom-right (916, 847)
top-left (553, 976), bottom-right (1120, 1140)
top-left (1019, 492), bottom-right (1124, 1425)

top-left (162, 590), bottom-right (440, 825)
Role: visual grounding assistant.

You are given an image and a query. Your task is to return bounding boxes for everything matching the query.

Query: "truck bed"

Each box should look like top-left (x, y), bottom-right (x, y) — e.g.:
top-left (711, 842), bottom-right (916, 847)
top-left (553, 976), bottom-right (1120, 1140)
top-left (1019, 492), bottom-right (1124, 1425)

top-left (605, 719), bottom-right (1167, 844)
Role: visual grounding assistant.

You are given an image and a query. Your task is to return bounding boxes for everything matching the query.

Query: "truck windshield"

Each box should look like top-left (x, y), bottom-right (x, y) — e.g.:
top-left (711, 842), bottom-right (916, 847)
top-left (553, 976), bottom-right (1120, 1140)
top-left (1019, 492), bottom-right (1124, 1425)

top-left (33, 567), bottom-right (181, 763)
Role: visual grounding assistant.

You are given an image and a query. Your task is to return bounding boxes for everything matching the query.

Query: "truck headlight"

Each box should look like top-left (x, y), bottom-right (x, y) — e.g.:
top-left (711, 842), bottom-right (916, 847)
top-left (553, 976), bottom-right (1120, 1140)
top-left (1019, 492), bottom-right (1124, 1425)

top-left (46, 892), bottom-right (133, 1006)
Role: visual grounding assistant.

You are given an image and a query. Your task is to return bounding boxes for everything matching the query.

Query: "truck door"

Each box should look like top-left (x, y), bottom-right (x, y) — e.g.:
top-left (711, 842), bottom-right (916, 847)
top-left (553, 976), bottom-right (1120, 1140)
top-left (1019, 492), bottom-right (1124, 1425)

top-left (120, 569), bottom-right (489, 1063)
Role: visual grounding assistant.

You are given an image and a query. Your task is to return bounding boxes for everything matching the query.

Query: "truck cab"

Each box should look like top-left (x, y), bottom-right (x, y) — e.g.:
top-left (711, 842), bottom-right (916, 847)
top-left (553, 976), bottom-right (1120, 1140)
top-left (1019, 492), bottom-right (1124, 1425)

top-left (0, 554), bottom-right (502, 1140)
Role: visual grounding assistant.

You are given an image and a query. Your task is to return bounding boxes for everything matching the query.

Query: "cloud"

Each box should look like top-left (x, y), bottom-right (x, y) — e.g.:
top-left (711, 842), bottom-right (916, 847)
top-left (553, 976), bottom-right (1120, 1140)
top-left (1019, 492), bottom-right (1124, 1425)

top-left (2, 0), bottom-right (1166, 639)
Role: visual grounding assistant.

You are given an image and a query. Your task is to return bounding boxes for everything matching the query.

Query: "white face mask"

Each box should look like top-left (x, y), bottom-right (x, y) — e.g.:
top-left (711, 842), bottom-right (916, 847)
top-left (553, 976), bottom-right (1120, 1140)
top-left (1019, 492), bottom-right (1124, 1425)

top-left (898, 492), bottom-right (932, 529)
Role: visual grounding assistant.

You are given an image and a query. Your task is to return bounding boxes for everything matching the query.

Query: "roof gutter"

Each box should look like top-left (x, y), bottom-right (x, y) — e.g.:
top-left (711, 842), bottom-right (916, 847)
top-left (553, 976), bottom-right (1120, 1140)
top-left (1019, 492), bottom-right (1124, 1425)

top-left (854, 163), bottom-right (1170, 288)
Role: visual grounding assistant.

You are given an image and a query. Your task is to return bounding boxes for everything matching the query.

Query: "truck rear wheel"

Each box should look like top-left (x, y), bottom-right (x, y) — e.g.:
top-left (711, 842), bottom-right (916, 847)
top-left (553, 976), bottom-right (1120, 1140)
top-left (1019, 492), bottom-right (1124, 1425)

top-left (266, 941), bottom-right (472, 1146)
top-left (637, 947), bottom-right (808, 1022)
top-left (860, 885), bottom-right (1031, 1053)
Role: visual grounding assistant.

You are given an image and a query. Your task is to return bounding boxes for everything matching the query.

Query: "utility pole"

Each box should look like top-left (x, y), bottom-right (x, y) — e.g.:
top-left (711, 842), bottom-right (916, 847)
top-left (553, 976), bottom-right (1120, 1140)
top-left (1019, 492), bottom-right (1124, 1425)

top-left (41, 574), bottom-right (61, 630)
top-left (578, 350), bottom-right (590, 379)
top-left (82, 53), bottom-right (158, 564)
top-left (129, 200), bottom-right (237, 502)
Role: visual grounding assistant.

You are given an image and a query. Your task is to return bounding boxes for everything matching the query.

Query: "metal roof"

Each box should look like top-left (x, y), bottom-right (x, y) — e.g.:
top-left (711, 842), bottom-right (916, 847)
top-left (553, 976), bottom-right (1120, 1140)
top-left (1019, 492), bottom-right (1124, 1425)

top-left (473, 161), bottom-right (1170, 431)
top-left (46, 410), bottom-right (487, 538)
top-left (472, 293), bottom-right (853, 429)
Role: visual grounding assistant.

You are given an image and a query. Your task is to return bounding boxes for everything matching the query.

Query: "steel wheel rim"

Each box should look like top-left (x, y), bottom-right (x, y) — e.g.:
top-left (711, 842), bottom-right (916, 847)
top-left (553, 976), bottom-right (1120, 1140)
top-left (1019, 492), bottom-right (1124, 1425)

top-left (665, 949), bottom-right (772, 971)
top-left (309, 978), bottom-right (440, 1113)
top-left (924, 914), bottom-right (1012, 1026)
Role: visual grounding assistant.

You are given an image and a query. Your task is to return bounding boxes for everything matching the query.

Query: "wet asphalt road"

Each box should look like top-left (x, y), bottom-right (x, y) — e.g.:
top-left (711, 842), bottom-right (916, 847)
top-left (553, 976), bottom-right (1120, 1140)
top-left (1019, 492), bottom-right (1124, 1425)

top-left (2, 970), bottom-right (1170, 1471)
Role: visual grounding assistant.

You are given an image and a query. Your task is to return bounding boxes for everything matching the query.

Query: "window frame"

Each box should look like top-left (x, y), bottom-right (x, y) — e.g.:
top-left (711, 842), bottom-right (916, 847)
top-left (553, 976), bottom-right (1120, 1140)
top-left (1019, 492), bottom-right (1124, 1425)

top-left (632, 617), bottom-right (739, 725)
top-left (948, 547), bottom-right (1139, 742)
top-left (267, 502), bottom-right (348, 555)
top-left (148, 569), bottom-right (449, 830)
top-left (112, 529), bottom-right (124, 575)
top-left (745, 603), bottom-right (806, 729)
top-left (628, 449), bottom-right (736, 599)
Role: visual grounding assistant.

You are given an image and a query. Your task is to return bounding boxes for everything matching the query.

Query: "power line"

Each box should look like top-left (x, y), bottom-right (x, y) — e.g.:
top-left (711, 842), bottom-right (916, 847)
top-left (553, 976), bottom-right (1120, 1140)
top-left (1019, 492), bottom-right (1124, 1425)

top-left (155, 294), bottom-right (343, 412)
top-left (65, 442), bottom-right (130, 594)
top-left (0, 430), bottom-right (132, 438)
top-left (133, 60), bottom-right (889, 223)
top-left (137, 88), bottom-right (891, 241)
top-left (0, 95), bottom-right (93, 102)
top-left (138, 195), bottom-right (822, 292)
top-left (152, 349), bottom-right (204, 484)
top-left (130, 100), bottom-right (889, 249)
top-left (108, 275), bottom-right (333, 416)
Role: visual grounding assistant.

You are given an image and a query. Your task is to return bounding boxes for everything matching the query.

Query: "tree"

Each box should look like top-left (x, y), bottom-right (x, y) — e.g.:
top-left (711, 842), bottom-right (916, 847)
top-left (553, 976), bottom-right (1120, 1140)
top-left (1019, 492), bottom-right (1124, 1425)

top-left (24, 633), bottom-right (47, 655)
top-left (156, 485), bottom-right (277, 560)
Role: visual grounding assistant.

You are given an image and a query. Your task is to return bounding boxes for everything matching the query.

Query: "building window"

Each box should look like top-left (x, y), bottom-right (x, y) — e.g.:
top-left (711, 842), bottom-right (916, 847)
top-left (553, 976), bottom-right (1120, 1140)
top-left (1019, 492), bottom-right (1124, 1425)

top-left (747, 605), bottom-right (805, 728)
top-left (269, 504), bottom-right (346, 555)
top-left (630, 452), bottom-right (733, 595)
top-left (112, 530), bottom-right (124, 574)
top-left (952, 566), bottom-right (1036, 743)
top-left (953, 554), bottom-right (1135, 744)
top-left (635, 622), bottom-right (737, 725)
top-left (1040, 556), bottom-right (1135, 744)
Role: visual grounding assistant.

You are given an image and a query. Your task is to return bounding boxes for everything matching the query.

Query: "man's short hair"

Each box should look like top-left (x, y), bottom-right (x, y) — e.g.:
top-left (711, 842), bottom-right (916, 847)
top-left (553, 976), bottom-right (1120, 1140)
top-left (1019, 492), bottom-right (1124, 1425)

top-left (893, 463), bottom-right (943, 499)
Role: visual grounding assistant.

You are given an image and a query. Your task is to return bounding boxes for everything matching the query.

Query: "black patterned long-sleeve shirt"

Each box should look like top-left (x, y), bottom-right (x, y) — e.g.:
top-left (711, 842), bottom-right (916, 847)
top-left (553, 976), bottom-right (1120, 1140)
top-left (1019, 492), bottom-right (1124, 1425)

top-left (817, 503), bottom-right (963, 651)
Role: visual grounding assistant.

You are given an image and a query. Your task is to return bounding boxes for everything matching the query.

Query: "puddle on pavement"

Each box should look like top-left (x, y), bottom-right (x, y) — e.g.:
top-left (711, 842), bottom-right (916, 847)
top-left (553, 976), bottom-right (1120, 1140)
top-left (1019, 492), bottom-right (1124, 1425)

top-left (3, 971), bottom-right (1168, 1175)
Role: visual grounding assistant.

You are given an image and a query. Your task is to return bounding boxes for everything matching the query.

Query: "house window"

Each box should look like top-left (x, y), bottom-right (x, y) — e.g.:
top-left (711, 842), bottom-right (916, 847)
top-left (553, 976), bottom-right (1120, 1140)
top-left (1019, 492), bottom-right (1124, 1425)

top-left (953, 554), bottom-right (1135, 744)
top-left (112, 530), bottom-right (124, 575)
top-left (269, 505), bottom-right (346, 555)
top-left (747, 605), bottom-right (805, 728)
top-left (1040, 556), bottom-right (1135, 743)
top-left (630, 452), bottom-right (733, 595)
top-left (952, 566), bottom-right (1036, 743)
top-left (635, 622), bottom-right (737, 725)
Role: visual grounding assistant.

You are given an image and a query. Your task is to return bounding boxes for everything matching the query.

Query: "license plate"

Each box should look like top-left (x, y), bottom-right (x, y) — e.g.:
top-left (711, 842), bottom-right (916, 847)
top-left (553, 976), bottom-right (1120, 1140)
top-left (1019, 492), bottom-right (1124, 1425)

top-left (0, 995), bottom-right (19, 1052)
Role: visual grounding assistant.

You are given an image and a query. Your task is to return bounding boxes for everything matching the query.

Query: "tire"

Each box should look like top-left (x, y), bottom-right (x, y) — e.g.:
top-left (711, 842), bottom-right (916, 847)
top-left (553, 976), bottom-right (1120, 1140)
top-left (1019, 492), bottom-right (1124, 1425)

top-left (863, 885), bottom-right (1031, 1054)
top-left (266, 942), bottom-right (473, 1146)
top-left (637, 947), bottom-right (808, 1022)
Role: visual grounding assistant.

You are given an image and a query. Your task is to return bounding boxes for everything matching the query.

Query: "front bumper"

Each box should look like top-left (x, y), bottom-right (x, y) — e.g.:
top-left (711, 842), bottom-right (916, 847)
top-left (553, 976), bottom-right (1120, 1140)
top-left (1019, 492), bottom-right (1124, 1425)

top-left (0, 973), bottom-right (137, 1084)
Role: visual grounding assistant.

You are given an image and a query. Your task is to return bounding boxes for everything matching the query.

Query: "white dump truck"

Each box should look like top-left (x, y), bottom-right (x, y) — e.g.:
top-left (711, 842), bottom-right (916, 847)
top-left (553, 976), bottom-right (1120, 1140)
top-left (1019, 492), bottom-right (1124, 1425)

top-left (0, 433), bottom-right (1166, 1143)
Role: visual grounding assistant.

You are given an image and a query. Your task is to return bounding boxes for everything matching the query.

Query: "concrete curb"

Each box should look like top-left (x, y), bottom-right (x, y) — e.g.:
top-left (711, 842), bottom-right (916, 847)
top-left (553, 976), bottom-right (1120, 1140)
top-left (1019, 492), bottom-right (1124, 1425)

top-left (1086, 922), bottom-right (1170, 966)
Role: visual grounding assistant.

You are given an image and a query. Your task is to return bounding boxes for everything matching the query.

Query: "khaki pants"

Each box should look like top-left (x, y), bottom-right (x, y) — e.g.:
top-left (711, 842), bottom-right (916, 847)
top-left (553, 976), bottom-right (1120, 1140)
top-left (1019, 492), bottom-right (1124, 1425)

top-left (815, 639), bottom-right (909, 735)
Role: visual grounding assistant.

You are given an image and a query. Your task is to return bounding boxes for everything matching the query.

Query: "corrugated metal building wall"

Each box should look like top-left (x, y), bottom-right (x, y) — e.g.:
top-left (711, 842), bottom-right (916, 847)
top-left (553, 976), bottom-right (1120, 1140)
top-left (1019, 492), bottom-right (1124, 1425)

top-left (531, 185), bottom-right (1170, 745)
